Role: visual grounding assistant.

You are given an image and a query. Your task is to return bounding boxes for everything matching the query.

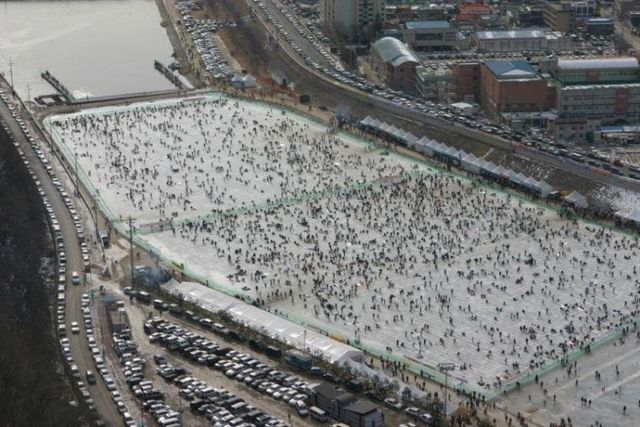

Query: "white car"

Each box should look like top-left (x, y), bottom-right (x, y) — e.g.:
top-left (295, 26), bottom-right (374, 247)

top-left (70, 322), bottom-right (80, 334)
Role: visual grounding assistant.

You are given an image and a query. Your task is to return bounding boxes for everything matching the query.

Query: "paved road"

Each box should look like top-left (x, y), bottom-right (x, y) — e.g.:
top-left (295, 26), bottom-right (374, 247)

top-left (0, 86), bottom-right (123, 426)
top-left (244, 0), bottom-right (640, 195)
top-left (260, 0), bottom-right (333, 69)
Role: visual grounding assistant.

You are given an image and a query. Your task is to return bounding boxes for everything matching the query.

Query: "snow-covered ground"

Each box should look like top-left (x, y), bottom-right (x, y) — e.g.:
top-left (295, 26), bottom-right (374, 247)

top-left (591, 185), bottom-right (640, 212)
top-left (47, 95), bottom-right (640, 395)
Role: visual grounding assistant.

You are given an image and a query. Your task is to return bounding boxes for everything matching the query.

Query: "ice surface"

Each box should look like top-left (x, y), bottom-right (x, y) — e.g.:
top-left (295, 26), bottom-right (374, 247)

top-left (48, 95), bottom-right (640, 394)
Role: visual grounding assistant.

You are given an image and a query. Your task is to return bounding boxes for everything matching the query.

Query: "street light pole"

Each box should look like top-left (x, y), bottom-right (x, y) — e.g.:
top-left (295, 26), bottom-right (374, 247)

top-left (129, 216), bottom-right (135, 290)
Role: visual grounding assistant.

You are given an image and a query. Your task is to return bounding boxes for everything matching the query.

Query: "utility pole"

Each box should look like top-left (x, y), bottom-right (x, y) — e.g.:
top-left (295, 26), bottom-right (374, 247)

top-left (9, 57), bottom-right (15, 97)
top-left (74, 152), bottom-right (79, 196)
top-left (438, 362), bottom-right (455, 420)
top-left (129, 216), bottom-right (135, 289)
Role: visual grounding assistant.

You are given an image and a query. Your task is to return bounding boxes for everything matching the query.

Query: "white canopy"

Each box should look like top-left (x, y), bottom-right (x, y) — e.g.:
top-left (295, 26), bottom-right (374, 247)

top-left (615, 208), bottom-right (640, 224)
top-left (564, 191), bottom-right (588, 209)
top-left (162, 280), bottom-right (364, 364)
top-left (536, 180), bottom-right (554, 198)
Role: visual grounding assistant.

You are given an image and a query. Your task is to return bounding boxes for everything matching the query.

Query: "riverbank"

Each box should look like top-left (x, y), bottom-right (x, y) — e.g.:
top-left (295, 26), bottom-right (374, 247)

top-left (0, 125), bottom-right (85, 426)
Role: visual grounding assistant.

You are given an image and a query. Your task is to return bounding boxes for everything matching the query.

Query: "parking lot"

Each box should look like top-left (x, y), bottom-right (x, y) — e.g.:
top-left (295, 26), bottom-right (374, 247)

top-left (175, 0), bottom-right (236, 79)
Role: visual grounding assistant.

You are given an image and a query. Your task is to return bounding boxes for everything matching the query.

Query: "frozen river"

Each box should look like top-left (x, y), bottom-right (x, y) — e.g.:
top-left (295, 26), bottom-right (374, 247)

top-left (0, 0), bottom-right (174, 100)
top-left (47, 95), bottom-right (640, 397)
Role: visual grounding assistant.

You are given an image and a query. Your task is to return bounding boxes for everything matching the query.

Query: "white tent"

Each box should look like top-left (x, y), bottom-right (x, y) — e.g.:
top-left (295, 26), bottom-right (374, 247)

top-left (242, 74), bottom-right (257, 88)
top-left (161, 280), bottom-right (364, 364)
top-left (536, 180), bottom-right (554, 198)
top-left (479, 160), bottom-right (496, 174)
top-left (368, 118), bottom-right (382, 130)
top-left (422, 139), bottom-right (440, 156)
top-left (615, 208), bottom-right (640, 226)
top-left (414, 136), bottom-right (430, 151)
top-left (359, 116), bottom-right (374, 128)
top-left (404, 132), bottom-right (419, 145)
top-left (564, 191), bottom-right (588, 209)
top-left (461, 153), bottom-right (480, 173)
top-left (510, 172), bottom-right (528, 187)
top-left (522, 176), bottom-right (540, 192)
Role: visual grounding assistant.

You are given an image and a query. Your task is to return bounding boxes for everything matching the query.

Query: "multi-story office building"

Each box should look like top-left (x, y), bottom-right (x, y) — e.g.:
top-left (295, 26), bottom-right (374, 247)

top-left (320, 0), bottom-right (385, 40)
top-left (402, 20), bottom-right (458, 51)
top-left (544, 2), bottom-right (576, 33)
top-left (547, 57), bottom-right (640, 141)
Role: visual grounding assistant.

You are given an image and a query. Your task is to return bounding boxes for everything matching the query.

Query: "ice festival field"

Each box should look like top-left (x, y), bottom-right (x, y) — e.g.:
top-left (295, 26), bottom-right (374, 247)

top-left (47, 94), bottom-right (640, 395)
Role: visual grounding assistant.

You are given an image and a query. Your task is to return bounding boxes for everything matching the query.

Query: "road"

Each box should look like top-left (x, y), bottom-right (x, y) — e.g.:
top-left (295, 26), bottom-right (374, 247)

top-left (259, 0), bottom-right (333, 68)
top-left (0, 84), bottom-right (123, 426)
top-left (238, 0), bottom-right (640, 196)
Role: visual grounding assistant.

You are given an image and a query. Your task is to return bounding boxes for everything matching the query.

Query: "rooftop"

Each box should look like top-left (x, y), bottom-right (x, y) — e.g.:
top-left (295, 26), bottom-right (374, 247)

top-left (372, 37), bottom-right (419, 66)
top-left (405, 20), bottom-right (452, 30)
top-left (475, 29), bottom-right (545, 40)
top-left (345, 400), bottom-right (380, 415)
top-left (484, 60), bottom-right (539, 79)
top-left (556, 57), bottom-right (639, 71)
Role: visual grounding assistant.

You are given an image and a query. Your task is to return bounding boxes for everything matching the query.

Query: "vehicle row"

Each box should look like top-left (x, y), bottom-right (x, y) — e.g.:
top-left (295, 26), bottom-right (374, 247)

top-left (145, 316), bottom-right (305, 425)
top-left (112, 326), bottom-right (182, 426)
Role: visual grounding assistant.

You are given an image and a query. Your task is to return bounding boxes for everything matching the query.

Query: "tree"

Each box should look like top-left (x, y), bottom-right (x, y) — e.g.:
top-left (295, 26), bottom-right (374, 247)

top-left (401, 386), bottom-right (413, 406)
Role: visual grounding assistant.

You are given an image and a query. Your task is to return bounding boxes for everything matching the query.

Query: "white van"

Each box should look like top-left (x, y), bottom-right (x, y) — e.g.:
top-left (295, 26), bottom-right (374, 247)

top-left (310, 406), bottom-right (328, 423)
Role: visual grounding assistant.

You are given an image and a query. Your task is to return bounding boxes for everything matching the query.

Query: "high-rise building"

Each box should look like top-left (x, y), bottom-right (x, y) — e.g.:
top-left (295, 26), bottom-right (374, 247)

top-left (320, 0), bottom-right (385, 40)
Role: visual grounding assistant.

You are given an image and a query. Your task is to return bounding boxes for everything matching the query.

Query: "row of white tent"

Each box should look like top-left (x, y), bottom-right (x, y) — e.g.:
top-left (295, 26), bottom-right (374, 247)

top-left (162, 279), bottom-right (364, 365)
top-left (615, 208), bottom-right (640, 227)
top-left (359, 116), bottom-right (556, 198)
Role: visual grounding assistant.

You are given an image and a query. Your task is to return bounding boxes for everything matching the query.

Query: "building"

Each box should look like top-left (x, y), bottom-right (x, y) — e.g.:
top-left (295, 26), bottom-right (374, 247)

top-left (385, 4), bottom-right (448, 23)
top-left (454, 2), bottom-right (498, 28)
top-left (312, 383), bottom-right (383, 427)
top-left (402, 20), bottom-right (458, 51)
top-left (320, 0), bottom-right (385, 40)
top-left (342, 401), bottom-right (384, 427)
top-left (625, 10), bottom-right (640, 28)
top-left (320, 0), bottom-right (357, 38)
top-left (544, 2), bottom-right (576, 33)
top-left (616, 0), bottom-right (640, 19)
top-left (547, 57), bottom-right (640, 142)
top-left (572, 0), bottom-right (596, 21)
top-left (453, 62), bottom-right (481, 101)
top-left (416, 65), bottom-right (457, 102)
top-left (550, 57), bottom-right (640, 85)
top-left (371, 37), bottom-right (419, 93)
top-left (358, 0), bottom-right (386, 36)
top-left (312, 383), bottom-right (356, 421)
top-left (472, 29), bottom-right (572, 52)
top-left (585, 18), bottom-right (615, 35)
top-left (518, 6), bottom-right (546, 27)
top-left (480, 60), bottom-right (551, 120)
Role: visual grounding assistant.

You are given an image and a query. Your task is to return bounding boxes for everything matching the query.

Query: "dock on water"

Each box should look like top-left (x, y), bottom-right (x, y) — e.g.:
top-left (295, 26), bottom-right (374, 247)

top-left (154, 60), bottom-right (190, 89)
top-left (40, 70), bottom-right (76, 103)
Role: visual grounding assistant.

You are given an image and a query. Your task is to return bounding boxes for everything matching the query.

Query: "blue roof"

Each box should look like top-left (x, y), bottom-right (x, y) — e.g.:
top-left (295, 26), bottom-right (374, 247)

top-left (405, 20), bottom-right (451, 30)
top-left (484, 60), bottom-right (538, 79)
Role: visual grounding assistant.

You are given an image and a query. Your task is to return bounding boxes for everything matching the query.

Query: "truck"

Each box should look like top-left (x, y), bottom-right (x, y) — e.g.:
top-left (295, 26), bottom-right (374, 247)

top-left (284, 349), bottom-right (312, 371)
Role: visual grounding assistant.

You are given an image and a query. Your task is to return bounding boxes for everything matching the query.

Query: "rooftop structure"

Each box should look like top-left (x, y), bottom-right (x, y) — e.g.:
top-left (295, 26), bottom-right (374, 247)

top-left (371, 37), bottom-right (419, 92)
top-left (372, 36), bottom-right (419, 65)
top-left (556, 57), bottom-right (639, 71)
top-left (484, 60), bottom-right (540, 80)
top-left (404, 20), bottom-right (452, 30)
top-left (475, 29), bottom-right (546, 40)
